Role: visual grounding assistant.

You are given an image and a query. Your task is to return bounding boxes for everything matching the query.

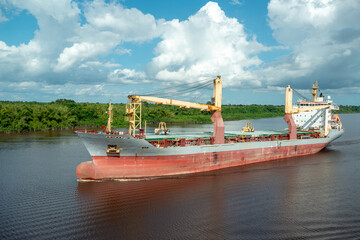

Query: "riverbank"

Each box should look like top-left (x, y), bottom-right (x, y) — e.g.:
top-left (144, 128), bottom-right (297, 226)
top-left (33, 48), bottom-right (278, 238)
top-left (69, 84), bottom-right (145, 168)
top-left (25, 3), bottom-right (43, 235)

top-left (1, 99), bottom-right (359, 133)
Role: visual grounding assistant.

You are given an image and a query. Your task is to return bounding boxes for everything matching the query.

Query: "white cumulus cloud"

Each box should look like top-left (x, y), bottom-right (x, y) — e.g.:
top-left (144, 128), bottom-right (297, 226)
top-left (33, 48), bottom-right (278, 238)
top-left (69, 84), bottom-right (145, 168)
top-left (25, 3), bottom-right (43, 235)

top-left (84, 0), bottom-right (160, 42)
top-left (263, 0), bottom-right (360, 91)
top-left (0, 0), bottom-right (165, 94)
top-left (54, 42), bottom-right (109, 72)
top-left (108, 68), bottom-right (146, 84)
top-left (0, 0), bottom-right (359, 103)
top-left (148, 2), bottom-right (267, 87)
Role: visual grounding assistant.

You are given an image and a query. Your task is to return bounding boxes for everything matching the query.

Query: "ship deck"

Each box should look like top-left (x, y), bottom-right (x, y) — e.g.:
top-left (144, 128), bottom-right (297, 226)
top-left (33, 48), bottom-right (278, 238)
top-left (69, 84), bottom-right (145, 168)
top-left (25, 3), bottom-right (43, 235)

top-left (145, 130), bottom-right (315, 141)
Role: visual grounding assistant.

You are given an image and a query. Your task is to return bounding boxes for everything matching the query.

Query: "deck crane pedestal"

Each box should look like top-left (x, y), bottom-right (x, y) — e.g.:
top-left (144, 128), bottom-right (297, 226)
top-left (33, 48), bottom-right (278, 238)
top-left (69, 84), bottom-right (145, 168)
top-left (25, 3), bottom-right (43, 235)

top-left (126, 76), bottom-right (225, 144)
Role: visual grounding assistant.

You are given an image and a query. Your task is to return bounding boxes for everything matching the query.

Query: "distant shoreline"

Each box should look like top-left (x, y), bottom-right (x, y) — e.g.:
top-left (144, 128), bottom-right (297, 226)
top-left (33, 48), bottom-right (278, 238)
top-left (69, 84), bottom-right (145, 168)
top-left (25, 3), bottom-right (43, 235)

top-left (1, 99), bottom-right (359, 133)
top-left (1, 113), bottom-right (359, 134)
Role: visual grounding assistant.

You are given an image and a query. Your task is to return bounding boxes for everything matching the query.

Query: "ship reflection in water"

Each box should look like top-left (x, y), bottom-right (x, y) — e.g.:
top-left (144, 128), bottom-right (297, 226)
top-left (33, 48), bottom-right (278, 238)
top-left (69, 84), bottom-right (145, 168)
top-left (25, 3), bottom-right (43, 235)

top-left (77, 177), bottom-right (228, 239)
top-left (1, 114), bottom-right (360, 239)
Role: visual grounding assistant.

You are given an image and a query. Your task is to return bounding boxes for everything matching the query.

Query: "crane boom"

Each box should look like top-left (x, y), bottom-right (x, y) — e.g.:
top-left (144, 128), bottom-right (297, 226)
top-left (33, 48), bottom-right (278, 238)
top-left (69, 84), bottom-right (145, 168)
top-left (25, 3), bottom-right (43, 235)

top-left (127, 95), bottom-right (221, 111)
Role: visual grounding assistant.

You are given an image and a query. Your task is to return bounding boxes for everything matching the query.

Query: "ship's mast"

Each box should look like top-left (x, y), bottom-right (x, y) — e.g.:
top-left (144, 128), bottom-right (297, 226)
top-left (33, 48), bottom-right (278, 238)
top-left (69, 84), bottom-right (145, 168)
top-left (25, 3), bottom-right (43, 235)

top-left (312, 80), bottom-right (319, 102)
top-left (106, 100), bottom-right (113, 132)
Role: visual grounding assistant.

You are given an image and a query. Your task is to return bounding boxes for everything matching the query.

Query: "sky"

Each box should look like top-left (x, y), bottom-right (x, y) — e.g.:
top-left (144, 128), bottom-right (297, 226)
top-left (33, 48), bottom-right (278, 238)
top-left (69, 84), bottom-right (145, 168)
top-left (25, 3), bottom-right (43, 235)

top-left (0, 0), bottom-right (359, 105)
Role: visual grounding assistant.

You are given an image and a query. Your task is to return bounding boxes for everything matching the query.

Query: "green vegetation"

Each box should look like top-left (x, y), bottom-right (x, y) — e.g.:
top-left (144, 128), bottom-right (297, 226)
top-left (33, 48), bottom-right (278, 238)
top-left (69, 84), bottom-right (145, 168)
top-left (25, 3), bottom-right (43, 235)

top-left (0, 99), bottom-right (359, 132)
top-left (336, 105), bottom-right (360, 113)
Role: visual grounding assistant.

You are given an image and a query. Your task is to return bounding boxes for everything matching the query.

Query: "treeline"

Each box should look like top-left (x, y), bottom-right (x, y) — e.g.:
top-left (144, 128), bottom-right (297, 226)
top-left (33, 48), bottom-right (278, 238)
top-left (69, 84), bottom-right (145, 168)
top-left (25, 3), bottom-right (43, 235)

top-left (337, 105), bottom-right (360, 113)
top-left (0, 99), bottom-right (359, 132)
top-left (0, 99), bottom-right (120, 132)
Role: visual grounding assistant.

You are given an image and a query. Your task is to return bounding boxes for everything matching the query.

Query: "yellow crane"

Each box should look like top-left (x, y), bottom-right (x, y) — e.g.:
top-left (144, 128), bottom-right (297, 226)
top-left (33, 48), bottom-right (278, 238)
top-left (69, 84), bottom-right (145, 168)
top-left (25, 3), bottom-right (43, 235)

top-left (126, 76), bottom-right (225, 144)
top-left (284, 84), bottom-right (331, 139)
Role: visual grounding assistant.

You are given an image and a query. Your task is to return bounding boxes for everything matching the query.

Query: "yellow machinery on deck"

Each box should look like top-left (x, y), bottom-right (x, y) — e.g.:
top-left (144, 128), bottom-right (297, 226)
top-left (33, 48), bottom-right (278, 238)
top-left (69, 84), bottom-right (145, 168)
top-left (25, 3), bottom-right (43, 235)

top-left (154, 122), bottom-right (169, 135)
top-left (242, 122), bottom-right (254, 132)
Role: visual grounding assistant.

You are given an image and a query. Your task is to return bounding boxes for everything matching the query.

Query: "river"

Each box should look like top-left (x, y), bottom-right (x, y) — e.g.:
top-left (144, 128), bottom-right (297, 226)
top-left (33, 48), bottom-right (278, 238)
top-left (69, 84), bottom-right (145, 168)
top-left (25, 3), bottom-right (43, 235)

top-left (1, 114), bottom-right (359, 239)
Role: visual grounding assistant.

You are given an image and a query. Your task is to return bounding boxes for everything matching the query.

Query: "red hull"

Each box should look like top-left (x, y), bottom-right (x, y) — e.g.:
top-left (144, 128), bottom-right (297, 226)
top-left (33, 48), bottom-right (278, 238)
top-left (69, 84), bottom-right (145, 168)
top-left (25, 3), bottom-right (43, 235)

top-left (77, 143), bottom-right (327, 180)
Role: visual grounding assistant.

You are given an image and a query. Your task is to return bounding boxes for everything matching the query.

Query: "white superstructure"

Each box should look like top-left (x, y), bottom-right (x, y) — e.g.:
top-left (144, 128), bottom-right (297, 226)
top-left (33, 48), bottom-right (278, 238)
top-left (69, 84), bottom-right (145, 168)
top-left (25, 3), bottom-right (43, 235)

top-left (293, 95), bottom-right (339, 136)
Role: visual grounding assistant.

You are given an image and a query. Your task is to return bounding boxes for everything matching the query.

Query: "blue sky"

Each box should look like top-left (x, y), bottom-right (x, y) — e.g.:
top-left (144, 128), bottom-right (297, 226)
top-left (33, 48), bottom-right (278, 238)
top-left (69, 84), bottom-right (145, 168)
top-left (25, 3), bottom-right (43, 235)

top-left (0, 0), bottom-right (359, 105)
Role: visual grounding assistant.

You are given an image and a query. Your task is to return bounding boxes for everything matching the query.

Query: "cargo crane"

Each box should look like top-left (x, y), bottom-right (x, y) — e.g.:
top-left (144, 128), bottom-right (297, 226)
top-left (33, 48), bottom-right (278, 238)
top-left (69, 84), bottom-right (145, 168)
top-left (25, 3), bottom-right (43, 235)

top-left (284, 83), bottom-right (331, 140)
top-left (126, 76), bottom-right (225, 144)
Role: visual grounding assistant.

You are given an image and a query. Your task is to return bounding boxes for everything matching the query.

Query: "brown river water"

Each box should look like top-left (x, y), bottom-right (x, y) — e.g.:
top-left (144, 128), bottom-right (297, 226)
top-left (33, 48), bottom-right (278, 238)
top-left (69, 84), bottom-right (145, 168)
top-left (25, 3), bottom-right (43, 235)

top-left (1, 114), bottom-right (360, 239)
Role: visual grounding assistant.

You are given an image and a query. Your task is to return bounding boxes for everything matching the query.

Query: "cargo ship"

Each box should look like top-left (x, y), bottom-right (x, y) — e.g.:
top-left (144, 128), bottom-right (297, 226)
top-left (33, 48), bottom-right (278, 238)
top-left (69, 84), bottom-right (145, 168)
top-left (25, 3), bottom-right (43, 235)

top-left (76, 77), bottom-right (343, 180)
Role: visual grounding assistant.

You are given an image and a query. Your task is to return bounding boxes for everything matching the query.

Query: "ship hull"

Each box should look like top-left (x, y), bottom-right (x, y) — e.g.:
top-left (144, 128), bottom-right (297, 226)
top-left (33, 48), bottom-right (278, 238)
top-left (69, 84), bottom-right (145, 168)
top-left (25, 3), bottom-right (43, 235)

top-left (76, 129), bottom-right (343, 180)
